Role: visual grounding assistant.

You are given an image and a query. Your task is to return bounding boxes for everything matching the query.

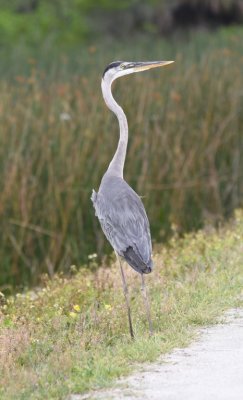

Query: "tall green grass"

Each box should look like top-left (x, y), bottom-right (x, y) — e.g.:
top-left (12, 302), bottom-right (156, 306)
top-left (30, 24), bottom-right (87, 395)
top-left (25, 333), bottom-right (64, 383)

top-left (0, 29), bottom-right (243, 289)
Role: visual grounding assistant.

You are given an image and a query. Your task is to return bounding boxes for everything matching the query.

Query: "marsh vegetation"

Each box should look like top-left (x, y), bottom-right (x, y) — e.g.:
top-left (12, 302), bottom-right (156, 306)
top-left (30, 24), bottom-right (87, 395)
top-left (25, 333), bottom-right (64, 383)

top-left (0, 28), bottom-right (243, 288)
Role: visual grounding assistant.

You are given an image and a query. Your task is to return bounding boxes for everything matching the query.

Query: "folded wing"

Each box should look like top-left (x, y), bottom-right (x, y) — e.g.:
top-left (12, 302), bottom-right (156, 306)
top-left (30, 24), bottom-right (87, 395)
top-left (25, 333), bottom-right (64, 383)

top-left (91, 176), bottom-right (152, 274)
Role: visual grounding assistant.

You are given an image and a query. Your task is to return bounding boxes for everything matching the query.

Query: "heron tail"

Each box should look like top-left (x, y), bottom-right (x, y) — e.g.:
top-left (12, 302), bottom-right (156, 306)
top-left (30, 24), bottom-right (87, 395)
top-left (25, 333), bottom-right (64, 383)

top-left (123, 246), bottom-right (152, 274)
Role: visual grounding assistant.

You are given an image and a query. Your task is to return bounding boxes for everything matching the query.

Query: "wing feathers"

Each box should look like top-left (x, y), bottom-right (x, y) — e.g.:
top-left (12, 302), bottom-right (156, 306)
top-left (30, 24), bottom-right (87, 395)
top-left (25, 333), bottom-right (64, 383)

top-left (91, 176), bottom-right (153, 274)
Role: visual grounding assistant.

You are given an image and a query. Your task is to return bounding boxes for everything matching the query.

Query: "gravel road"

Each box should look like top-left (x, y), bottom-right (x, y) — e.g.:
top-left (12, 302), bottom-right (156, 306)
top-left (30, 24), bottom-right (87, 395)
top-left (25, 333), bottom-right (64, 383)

top-left (73, 308), bottom-right (243, 400)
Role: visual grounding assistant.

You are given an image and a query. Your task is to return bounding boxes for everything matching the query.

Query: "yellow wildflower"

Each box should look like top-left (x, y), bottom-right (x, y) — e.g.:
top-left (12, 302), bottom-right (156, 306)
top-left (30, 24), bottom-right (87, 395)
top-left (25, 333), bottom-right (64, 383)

top-left (104, 304), bottom-right (112, 311)
top-left (73, 304), bottom-right (81, 312)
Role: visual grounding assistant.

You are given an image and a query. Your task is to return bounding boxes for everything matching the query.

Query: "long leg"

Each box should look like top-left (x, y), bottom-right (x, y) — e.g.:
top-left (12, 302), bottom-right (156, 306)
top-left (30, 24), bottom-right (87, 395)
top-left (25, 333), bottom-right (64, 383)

top-left (141, 273), bottom-right (153, 336)
top-left (115, 253), bottom-right (134, 339)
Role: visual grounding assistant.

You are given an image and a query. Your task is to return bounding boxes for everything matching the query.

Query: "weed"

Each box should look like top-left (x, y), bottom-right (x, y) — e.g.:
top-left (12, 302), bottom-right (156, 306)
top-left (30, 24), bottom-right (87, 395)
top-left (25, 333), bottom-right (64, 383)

top-left (0, 210), bottom-right (243, 399)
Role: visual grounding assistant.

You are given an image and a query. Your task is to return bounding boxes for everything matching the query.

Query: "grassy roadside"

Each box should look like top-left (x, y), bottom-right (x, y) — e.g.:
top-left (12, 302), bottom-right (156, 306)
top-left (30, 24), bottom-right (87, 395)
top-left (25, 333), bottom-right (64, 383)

top-left (1, 210), bottom-right (243, 399)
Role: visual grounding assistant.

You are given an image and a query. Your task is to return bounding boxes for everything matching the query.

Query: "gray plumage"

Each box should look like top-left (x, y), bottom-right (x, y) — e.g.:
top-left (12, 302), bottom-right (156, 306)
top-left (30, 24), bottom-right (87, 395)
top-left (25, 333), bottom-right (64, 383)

top-left (91, 172), bottom-right (152, 274)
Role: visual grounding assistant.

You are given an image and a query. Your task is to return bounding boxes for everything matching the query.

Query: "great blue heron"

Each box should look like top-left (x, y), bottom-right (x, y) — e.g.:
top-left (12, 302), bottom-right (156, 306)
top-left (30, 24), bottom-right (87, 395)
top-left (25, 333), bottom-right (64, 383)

top-left (91, 60), bottom-right (174, 338)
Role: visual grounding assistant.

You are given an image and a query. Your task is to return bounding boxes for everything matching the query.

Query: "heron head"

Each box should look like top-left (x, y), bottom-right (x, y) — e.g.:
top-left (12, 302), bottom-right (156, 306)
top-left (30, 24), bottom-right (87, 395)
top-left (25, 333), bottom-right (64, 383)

top-left (102, 60), bottom-right (174, 83)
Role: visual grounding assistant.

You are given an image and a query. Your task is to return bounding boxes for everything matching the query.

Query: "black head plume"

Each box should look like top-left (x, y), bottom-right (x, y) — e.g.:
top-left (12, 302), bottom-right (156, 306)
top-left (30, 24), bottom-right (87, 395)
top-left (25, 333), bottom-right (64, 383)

top-left (102, 61), bottom-right (123, 77)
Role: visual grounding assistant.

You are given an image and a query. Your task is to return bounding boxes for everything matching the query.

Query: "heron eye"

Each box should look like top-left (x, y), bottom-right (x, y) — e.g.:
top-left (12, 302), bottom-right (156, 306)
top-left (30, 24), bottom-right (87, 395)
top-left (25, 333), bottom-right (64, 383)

top-left (120, 63), bottom-right (126, 69)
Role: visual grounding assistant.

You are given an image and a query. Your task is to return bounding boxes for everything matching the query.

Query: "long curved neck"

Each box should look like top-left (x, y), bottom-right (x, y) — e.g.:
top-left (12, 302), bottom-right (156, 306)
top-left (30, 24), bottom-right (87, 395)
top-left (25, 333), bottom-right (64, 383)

top-left (101, 78), bottom-right (128, 178)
